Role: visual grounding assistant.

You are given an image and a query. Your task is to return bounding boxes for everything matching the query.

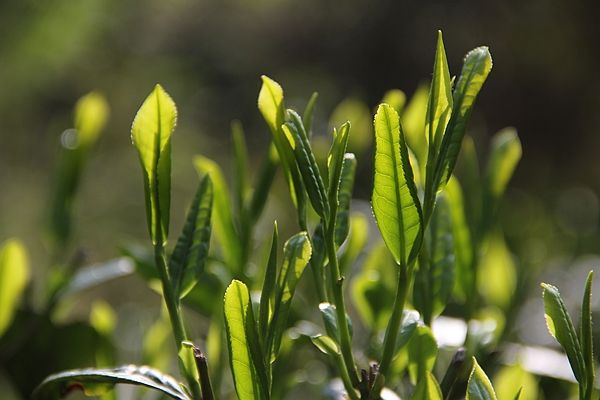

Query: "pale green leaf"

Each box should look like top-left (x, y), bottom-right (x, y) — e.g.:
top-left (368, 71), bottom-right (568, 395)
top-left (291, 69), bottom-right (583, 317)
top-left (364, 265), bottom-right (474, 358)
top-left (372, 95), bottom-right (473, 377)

top-left (493, 364), bottom-right (537, 400)
top-left (541, 282), bottom-right (585, 384)
top-left (372, 104), bottom-right (423, 266)
top-left (412, 371), bottom-right (443, 400)
top-left (319, 302), bottom-right (353, 344)
top-left (0, 239), bottom-right (29, 337)
top-left (434, 46), bottom-right (493, 190)
top-left (478, 234), bottom-right (516, 310)
top-left (466, 358), bottom-right (497, 400)
top-left (381, 89), bottom-right (406, 114)
top-left (484, 128), bottom-right (521, 200)
top-left (329, 97), bottom-right (372, 153)
top-left (131, 84), bottom-right (177, 244)
top-left (407, 325), bottom-right (438, 384)
top-left (75, 91), bottom-right (109, 150)
top-left (224, 280), bottom-right (261, 400)
top-left (32, 365), bottom-right (190, 400)
top-left (402, 84), bottom-right (429, 171)
top-left (169, 175), bottom-right (213, 299)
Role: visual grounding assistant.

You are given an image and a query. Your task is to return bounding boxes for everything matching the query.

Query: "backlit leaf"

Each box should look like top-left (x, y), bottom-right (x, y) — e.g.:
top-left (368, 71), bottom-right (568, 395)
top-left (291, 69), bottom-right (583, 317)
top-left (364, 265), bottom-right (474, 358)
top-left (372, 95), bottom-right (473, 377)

top-left (334, 154), bottom-right (356, 247)
top-left (75, 91), bottom-right (109, 151)
top-left (131, 84), bottom-right (177, 244)
top-left (466, 358), bottom-right (497, 400)
top-left (372, 104), bottom-right (422, 266)
top-left (407, 325), bottom-right (438, 384)
top-left (0, 239), bottom-right (29, 337)
top-left (412, 371), bottom-right (443, 400)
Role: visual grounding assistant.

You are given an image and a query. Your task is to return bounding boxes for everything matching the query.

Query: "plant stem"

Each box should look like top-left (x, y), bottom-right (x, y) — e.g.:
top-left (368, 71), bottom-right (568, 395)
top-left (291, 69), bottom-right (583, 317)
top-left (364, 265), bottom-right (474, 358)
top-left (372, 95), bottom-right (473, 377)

top-left (378, 265), bottom-right (409, 381)
top-left (154, 242), bottom-right (202, 400)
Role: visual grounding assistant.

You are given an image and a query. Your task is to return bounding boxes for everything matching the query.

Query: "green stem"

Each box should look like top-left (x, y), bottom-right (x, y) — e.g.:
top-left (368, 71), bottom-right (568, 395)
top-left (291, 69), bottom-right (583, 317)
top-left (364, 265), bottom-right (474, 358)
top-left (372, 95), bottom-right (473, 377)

top-left (154, 242), bottom-right (202, 400)
top-left (378, 265), bottom-right (409, 381)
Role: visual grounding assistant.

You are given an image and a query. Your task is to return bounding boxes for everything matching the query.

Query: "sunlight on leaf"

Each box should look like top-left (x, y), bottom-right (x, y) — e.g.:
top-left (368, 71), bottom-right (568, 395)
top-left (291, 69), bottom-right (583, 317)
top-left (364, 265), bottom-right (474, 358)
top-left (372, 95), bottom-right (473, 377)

top-left (0, 239), bottom-right (29, 337)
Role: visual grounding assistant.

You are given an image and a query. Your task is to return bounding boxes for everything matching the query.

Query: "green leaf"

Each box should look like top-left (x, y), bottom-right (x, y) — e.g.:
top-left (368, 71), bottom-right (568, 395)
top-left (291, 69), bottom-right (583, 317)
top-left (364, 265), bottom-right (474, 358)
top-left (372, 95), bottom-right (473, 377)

top-left (493, 363), bottom-right (537, 400)
top-left (433, 46), bottom-right (493, 191)
top-left (407, 325), bottom-right (438, 384)
top-left (339, 212), bottom-right (368, 275)
top-left (303, 92), bottom-right (319, 138)
top-left (284, 110), bottom-right (329, 220)
top-left (581, 271), bottom-right (594, 398)
top-left (259, 223), bottom-right (279, 341)
top-left (258, 76), bottom-right (285, 136)
top-left (327, 123), bottom-right (351, 196)
top-left (310, 334), bottom-right (340, 356)
top-left (372, 103), bottom-right (423, 266)
top-left (75, 91), bottom-right (109, 151)
top-left (466, 358), bottom-right (497, 400)
top-left (131, 84), bottom-right (177, 245)
top-left (425, 31), bottom-right (453, 197)
top-left (231, 120), bottom-right (250, 214)
top-left (381, 89), bottom-right (406, 114)
top-left (248, 143), bottom-right (278, 224)
top-left (412, 371), bottom-right (443, 400)
top-left (513, 388), bottom-right (524, 400)
top-left (402, 84), bottom-right (429, 172)
top-left (194, 156), bottom-right (241, 271)
top-left (478, 234), bottom-right (516, 310)
top-left (267, 232), bottom-right (312, 359)
top-left (484, 128), bottom-right (522, 200)
top-left (318, 302), bottom-right (353, 344)
top-left (541, 282), bottom-right (585, 384)
top-left (169, 175), bottom-right (213, 299)
top-left (0, 239), bottom-right (29, 337)
top-left (413, 194), bottom-right (455, 324)
top-left (329, 97), bottom-right (372, 153)
top-left (334, 154), bottom-right (356, 247)
top-left (32, 365), bottom-right (190, 400)
top-left (223, 280), bottom-right (262, 400)
top-left (395, 310), bottom-right (420, 351)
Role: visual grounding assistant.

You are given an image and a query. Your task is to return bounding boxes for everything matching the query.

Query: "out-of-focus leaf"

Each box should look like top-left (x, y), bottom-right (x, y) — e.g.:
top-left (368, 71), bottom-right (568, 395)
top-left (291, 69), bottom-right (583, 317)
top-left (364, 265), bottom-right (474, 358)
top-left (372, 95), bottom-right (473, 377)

top-left (248, 143), bottom-right (278, 224)
top-left (259, 223), bottom-right (278, 341)
top-left (89, 301), bottom-right (116, 337)
top-left (466, 358), bottom-right (497, 400)
top-left (484, 128), bottom-right (521, 201)
top-left (169, 175), bottom-right (213, 299)
top-left (223, 280), bottom-right (262, 400)
top-left (478, 234), bottom-right (516, 310)
top-left (334, 154), bottom-right (356, 247)
top-left (0, 239), bottom-right (29, 337)
top-left (284, 111), bottom-right (329, 220)
top-left (402, 84), bottom-right (429, 170)
top-left (407, 325), bottom-right (438, 384)
top-left (412, 371), bottom-right (443, 400)
top-left (455, 135), bottom-right (481, 234)
top-left (63, 258), bottom-right (135, 297)
top-left (581, 271), bottom-right (594, 399)
top-left (303, 92), bottom-right (319, 138)
top-left (493, 363), bottom-right (537, 400)
top-left (372, 104), bottom-right (422, 266)
top-left (143, 312), bottom-right (171, 371)
top-left (381, 89), bottom-right (406, 114)
top-left (131, 84), bottom-right (177, 244)
top-left (268, 233), bottom-right (312, 358)
top-left (75, 92), bottom-right (109, 151)
top-left (433, 46), bottom-right (493, 191)
top-left (32, 365), bottom-right (190, 400)
top-left (339, 212), bottom-right (368, 274)
top-left (231, 120), bottom-right (250, 213)
top-left (414, 194), bottom-right (454, 324)
top-left (541, 282), bottom-right (585, 385)
top-left (194, 156), bottom-right (241, 271)
top-left (329, 97), bottom-right (372, 153)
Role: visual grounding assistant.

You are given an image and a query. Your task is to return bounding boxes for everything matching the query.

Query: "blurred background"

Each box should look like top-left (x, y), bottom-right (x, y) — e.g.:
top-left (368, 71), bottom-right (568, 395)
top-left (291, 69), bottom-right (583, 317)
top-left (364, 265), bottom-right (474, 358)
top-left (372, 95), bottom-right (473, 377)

top-left (1, 0), bottom-right (600, 398)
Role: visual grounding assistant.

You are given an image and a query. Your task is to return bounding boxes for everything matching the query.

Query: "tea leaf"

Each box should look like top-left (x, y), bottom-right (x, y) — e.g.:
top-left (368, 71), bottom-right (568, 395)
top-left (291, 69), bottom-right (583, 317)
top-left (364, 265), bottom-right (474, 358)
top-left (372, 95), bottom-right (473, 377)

top-left (493, 364), bottom-right (537, 400)
top-left (339, 212), bottom-right (367, 274)
top-left (433, 46), bottom-right (492, 191)
top-left (224, 280), bottom-right (262, 400)
top-left (541, 282), bottom-right (585, 384)
top-left (248, 143), bottom-right (278, 224)
top-left (194, 156), bottom-right (241, 271)
top-left (268, 232), bottom-right (312, 359)
top-left (75, 91), bottom-right (109, 151)
top-left (466, 358), bottom-right (497, 400)
top-left (284, 110), bottom-right (329, 220)
top-left (402, 84), bottom-right (429, 171)
top-left (131, 84), bottom-right (177, 244)
top-left (32, 365), bottom-right (190, 400)
top-left (169, 175), bottom-right (213, 299)
top-left (334, 154), bottom-right (356, 247)
top-left (395, 310), bottom-right (420, 351)
top-left (484, 128), bottom-right (521, 201)
top-left (327, 123), bottom-right (351, 196)
top-left (231, 120), bottom-right (250, 213)
top-left (412, 371), bottom-right (443, 400)
top-left (372, 104), bottom-right (422, 266)
top-left (381, 89), bottom-right (406, 114)
top-left (303, 92), bottom-right (319, 138)
top-left (259, 223), bottom-right (279, 341)
top-left (0, 239), bottom-right (29, 337)
top-left (581, 271), bottom-right (594, 397)
top-left (407, 325), bottom-right (438, 384)
top-left (319, 302), bottom-right (353, 344)
top-left (310, 334), bottom-right (340, 355)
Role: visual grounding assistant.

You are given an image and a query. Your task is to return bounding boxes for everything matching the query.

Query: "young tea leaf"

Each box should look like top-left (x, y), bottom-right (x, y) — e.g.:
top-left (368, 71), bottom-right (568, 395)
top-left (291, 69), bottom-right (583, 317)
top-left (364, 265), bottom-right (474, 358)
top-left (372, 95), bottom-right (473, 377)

top-left (484, 128), bottom-right (522, 201)
top-left (169, 175), bottom-right (213, 299)
top-left (466, 358), bottom-right (497, 400)
top-left (303, 92), bottom-right (319, 138)
top-left (412, 371), bottom-right (443, 400)
top-left (372, 104), bottom-right (423, 266)
top-left (231, 120), bottom-right (250, 214)
top-left (407, 325), bottom-right (438, 384)
top-left (224, 280), bottom-right (262, 400)
top-left (75, 91), bottom-right (110, 151)
top-left (259, 223), bottom-right (279, 341)
top-left (541, 282), bottom-right (586, 385)
top-left (310, 334), bottom-right (340, 356)
top-left (32, 365), bottom-right (190, 400)
top-left (131, 84), bottom-right (177, 244)
top-left (581, 271), bottom-right (594, 398)
top-left (0, 239), bottom-right (29, 337)
top-left (334, 154), bottom-right (356, 247)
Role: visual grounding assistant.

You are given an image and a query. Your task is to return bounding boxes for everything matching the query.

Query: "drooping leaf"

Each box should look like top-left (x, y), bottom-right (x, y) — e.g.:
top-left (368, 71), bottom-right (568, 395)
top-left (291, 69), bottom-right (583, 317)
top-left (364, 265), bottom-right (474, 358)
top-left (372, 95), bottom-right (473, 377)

top-left (194, 156), bottom-right (241, 271)
top-left (131, 84), bottom-right (177, 244)
top-left (581, 271), bottom-right (594, 398)
top-left (267, 232), bottom-right (312, 359)
top-left (283, 110), bottom-right (329, 220)
top-left (541, 282), bottom-right (585, 384)
top-left (372, 104), bottom-right (423, 266)
top-left (334, 154), bottom-right (357, 247)
top-left (466, 358), bottom-right (497, 400)
top-left (169, 175), bottom-right (213, 299)
top-left (412, 371), bottom-right (443, 400)
top-left (223, 280), bottom-right (262, 400)
top-left (259, 223), bottom-right (279, 341)
top-left (433, 46), bottom-right (493, 191)
top-left (407, 325), bottom-right (438, 384)
top-left (32, 365), bottom-right (190, 400)
top-left (0, 239), bottom-right (29, 337)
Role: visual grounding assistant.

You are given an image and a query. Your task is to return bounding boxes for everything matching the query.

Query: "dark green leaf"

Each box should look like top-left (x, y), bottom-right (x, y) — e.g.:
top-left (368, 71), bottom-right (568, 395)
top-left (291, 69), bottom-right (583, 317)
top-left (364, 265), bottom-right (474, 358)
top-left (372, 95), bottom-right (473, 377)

top-left (466, 358), bottom-right (497, 400)
top-left (169, 175), bottom-right (213, 299)
top-left (581, 271), bottom-right (594, 398)
top-left (131, 84), bottom-right (177, 244)
top-left (372, 104), bottom-right (423, 266)
top-left (32, 365), bottom-right (190, 400)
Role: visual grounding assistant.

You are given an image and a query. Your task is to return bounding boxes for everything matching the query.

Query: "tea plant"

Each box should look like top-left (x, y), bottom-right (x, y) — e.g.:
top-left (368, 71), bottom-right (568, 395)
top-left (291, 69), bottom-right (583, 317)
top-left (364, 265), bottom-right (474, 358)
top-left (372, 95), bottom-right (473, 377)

top-left (0, 30), bottom-right (587, 400)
